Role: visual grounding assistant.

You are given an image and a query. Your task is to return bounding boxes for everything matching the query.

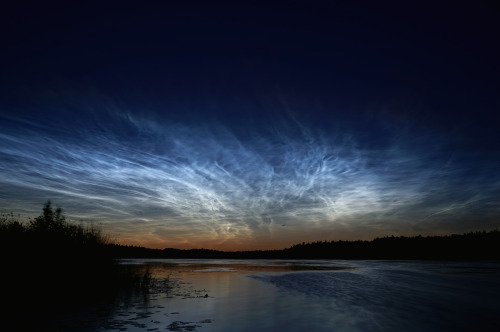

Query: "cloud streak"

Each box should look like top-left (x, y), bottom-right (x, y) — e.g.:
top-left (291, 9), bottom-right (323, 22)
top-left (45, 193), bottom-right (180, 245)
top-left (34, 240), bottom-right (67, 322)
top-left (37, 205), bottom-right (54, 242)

top-left (1, 107), bottom-right (498, 250)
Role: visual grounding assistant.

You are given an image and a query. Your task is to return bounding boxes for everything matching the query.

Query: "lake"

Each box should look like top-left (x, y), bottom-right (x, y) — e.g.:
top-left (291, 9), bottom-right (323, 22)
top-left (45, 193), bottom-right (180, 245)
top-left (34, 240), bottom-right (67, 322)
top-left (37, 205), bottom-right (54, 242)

top-left (11, 259), bottom-right (500, 331)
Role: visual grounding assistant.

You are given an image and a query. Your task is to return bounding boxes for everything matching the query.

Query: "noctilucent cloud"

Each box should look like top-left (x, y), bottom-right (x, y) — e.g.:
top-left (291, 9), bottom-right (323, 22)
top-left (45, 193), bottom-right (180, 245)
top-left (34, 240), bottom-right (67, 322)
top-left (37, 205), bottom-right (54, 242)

top-left (1, 2), bottom-right (499, 250)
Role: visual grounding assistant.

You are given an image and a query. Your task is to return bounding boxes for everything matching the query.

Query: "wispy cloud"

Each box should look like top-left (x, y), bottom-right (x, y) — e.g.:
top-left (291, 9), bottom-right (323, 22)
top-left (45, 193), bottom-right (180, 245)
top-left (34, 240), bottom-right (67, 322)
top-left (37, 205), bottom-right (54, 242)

top-left (1, 108), bottom-right (498, 249)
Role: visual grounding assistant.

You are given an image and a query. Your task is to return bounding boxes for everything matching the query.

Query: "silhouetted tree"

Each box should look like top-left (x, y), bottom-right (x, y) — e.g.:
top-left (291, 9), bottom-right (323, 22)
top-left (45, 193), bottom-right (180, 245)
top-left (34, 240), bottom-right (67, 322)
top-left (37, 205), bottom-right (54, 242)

top-left (29, 200), bottom-right (65, 232)
top-left (0, 202), bottom-right (153, 331)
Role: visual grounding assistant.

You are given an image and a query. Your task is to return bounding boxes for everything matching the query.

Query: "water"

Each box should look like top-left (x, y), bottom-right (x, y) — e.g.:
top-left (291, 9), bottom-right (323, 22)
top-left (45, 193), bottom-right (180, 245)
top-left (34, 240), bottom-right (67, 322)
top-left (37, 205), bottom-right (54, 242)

top-left (93, 260), bottom-right (500, 332)
top-left (12, 260), bottom-right (500, 331)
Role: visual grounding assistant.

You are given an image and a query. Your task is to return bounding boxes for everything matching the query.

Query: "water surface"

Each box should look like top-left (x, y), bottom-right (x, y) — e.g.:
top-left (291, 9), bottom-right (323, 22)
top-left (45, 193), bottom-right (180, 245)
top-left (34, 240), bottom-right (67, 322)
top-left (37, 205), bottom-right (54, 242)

top-left (97, 259), bottom-right (500, 331)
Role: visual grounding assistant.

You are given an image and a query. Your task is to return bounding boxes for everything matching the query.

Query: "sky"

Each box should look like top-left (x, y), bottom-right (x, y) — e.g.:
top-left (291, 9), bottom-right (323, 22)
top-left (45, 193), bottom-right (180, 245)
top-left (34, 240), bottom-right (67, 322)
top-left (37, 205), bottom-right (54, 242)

top-left (1, 1), bottom-right (499, 250)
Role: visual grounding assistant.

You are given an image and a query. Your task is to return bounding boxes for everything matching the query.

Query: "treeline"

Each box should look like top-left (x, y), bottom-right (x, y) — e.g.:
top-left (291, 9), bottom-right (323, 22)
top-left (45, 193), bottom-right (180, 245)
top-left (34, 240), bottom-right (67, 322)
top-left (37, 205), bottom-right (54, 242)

top-left (1, 203), bottom-right (112, 263)
top-left (284, 231), bottom-right (500, 260)
top-left (0, 202), bottom-right (153, 331)
top-left (0, 202), bottom-right (151, 304)
top-left (2, 202), bottom-right (499, 263)
top-left (109, 230), bottom-right (500, 260)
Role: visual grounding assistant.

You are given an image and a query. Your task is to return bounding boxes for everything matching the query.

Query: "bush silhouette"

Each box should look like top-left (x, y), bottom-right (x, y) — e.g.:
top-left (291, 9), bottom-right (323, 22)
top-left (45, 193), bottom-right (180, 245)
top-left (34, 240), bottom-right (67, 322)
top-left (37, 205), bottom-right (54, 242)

top-left (0, 201), bottom-right (149, 305)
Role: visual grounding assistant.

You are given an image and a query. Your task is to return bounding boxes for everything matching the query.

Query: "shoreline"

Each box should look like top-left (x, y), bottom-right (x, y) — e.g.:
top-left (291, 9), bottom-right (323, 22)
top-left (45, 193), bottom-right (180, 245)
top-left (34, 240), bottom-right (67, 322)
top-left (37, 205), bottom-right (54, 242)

top-left (3, 259), bottom-right (500, 331)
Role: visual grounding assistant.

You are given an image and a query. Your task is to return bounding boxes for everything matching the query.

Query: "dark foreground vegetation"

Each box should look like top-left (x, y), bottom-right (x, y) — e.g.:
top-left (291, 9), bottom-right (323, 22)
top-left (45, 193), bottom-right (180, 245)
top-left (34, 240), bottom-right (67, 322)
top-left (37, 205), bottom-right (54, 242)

top-left (0, 201), bottom-right (151, 329)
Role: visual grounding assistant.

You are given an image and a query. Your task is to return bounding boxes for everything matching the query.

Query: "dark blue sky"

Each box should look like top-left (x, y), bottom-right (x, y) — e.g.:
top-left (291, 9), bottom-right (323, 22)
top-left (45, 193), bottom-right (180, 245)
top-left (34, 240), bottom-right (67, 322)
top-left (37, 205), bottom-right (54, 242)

top-left (1, 1), bottom-right (499, 249)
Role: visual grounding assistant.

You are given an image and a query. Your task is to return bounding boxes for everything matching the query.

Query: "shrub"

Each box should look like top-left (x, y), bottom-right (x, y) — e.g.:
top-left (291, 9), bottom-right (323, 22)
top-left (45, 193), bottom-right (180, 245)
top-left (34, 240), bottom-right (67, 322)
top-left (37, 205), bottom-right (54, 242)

top-left (1, 201), bottom-right (151, 303)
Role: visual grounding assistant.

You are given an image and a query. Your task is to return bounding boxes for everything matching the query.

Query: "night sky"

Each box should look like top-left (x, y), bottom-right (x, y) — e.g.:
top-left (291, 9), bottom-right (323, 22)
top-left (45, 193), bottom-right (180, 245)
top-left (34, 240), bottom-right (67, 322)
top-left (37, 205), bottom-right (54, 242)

top-left (1, 1), bottom-right (499, 250)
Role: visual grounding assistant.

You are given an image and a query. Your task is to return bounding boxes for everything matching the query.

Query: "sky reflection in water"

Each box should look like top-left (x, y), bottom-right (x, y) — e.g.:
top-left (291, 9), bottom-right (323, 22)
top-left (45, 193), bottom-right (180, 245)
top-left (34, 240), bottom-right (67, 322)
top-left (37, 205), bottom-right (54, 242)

top-left (101, 260), bottom-right (500, 332)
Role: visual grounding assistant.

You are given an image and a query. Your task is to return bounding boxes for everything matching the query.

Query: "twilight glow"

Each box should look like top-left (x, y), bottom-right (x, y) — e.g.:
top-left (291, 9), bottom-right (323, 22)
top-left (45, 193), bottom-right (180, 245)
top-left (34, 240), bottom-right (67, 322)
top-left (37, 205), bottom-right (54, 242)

top-left (0, 2), bottom-right (498, 250)
top-left (1, 106), bottom-right (498, 250)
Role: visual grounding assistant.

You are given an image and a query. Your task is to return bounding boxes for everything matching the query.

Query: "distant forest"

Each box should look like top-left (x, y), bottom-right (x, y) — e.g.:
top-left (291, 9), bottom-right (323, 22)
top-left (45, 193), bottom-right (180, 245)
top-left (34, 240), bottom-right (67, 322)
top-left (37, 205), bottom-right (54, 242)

top-left (2, 202), bottom-right (499, 261)
top-left (110, 230), bottom-right (500, 260)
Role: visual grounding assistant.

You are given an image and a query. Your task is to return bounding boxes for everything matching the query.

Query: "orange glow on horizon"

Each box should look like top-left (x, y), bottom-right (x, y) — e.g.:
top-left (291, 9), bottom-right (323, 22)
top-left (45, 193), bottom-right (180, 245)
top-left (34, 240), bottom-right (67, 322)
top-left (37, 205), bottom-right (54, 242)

top-left (113, 229), bottom-right (387, 252)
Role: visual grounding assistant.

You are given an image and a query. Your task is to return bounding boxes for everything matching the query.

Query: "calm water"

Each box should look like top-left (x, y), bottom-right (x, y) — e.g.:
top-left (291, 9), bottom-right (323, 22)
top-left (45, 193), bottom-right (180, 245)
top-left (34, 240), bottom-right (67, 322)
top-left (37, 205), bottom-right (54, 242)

top-left (16, 260), bottom-right (500, 331)
top-left (95, 259), bottom-right (500, 332)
